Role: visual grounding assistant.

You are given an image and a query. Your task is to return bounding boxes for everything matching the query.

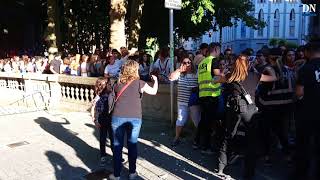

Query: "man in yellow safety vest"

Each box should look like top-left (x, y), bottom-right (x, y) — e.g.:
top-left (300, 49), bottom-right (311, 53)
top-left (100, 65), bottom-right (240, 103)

top-left (195, 42), bottom-right (224, 154)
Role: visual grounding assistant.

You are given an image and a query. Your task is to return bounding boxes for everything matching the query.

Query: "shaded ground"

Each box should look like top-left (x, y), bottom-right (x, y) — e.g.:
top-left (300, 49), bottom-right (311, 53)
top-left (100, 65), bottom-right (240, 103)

top-left (0, 110), bottom-right (291, 180)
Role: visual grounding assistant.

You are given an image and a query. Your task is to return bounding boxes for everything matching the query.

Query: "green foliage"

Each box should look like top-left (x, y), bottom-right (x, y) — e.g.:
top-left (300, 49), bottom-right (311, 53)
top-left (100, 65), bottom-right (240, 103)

top-left (269, 38), bottom-right (299, 49)
top-left (269, 38), bottom-right (279, 47)
top-left (183, 0), bottom-right (215, 24)
top-left (61, 0), bottom-right (110, 54)
top-left (212, 0), bottom-right (266, 43)
top-left (139, 0), bottom-right (214, 48)
top-left (278, 39), bottom-right (286, 47)
top-left (286, 41), bottom-right (298, 49)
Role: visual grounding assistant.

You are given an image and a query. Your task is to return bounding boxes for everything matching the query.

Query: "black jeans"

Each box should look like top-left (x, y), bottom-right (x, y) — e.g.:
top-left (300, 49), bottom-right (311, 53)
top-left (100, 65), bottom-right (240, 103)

top-left (218, 108), bottom-right (240, 171)
top-left (260, 105), bottom-right (292, 156)
top-left (195, 96), bottom-right (221, 150)
top-left (293, 101), bottom-right (320, 180)
top-left (217, 108), bottom-right (259, 178)
top-left (99, 116), bottom-right (113, 157)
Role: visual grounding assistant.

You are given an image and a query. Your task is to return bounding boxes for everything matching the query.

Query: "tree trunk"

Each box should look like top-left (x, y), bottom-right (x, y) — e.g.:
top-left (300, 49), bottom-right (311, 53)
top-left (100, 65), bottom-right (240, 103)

top-left (109, 0), bottom-right (127, 50)
top-left (128, 0), bottom-right (144, 50)
top-left (47, 0), bottom-right (58, 60)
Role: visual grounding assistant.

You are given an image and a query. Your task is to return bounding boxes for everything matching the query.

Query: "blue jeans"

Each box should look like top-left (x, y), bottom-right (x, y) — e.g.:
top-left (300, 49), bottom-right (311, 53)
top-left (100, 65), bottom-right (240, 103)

top-left (111, 116), bottom-right (142, 177)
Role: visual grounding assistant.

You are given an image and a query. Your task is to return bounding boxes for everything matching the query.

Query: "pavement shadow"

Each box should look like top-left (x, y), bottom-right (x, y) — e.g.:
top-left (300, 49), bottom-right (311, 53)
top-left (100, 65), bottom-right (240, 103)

top-left (45, 150), bottom-right (89, 179)
top-left (87, 120), bottom-right (217, 179)
top-left (138, 120), bottom-right (288, 180)
top-left (34, 117), bottom-right (113, 179)
top-left (137, 134), bottom-right (220, 179)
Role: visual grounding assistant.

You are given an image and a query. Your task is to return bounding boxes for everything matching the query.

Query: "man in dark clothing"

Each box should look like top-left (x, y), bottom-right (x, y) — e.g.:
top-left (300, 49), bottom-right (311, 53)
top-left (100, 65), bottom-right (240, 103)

top-left (292, 40), bottom-right (320, 180)
top-left (50, 53), bottom-right (62, 74)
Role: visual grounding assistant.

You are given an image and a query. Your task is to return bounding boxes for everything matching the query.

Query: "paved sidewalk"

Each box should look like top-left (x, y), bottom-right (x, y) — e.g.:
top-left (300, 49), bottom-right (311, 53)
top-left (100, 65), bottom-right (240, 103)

top-left (0, 110), bottom-right (289, 180)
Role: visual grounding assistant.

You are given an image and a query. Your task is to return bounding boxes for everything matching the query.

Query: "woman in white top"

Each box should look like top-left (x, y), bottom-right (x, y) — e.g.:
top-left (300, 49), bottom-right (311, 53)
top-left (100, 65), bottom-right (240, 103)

top-left (169, 56), bottom-right (201, 147)
top-left (104, 53), bottom-right (120, 79)
top-left (80, 54), bottom-right (89, 77)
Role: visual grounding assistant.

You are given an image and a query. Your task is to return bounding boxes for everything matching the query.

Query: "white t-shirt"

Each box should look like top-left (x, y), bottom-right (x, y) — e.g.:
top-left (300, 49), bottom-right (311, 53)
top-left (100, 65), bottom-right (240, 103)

top-left (104, 63), bottom-right (120, 78)
top-left (115, 59), bottom-right (125, 68)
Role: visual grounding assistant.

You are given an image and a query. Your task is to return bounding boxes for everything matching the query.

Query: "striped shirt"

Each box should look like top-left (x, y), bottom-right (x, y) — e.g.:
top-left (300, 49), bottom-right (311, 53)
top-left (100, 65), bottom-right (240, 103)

top-left (177, 73), bottom-right (198, 105)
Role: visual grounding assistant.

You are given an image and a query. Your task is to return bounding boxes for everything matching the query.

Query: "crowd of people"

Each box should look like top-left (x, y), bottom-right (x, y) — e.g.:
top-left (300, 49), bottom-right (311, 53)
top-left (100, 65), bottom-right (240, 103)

top-left (1, 39), bottom-right (319, 180)
top-left (89, 39), bottom-right (319, 180)
top-left (0, 47), bottom-right (180, 84)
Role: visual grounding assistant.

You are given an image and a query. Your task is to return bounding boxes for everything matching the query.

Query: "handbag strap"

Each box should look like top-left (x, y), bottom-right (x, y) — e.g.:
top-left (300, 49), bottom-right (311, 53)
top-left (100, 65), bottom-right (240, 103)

top-left (115, 80), bottom-right (134, 102)
top-left (234, 82), bottom-right (249, 96)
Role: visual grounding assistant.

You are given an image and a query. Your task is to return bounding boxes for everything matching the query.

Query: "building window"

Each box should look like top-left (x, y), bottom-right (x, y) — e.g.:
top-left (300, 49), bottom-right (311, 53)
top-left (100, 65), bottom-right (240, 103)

top-left (241, 22), bottom-right (246, 38)
top-left (258, 0), bottom-right (266, 3)
top-left (274, 9), bottom-right (280, 37)
top-left (258, 9), bottom-right (264, 37)
top-left (289, 9), bottom-right (295, 20)
top-left (272, 0), bottom-right (281, 3)
top-left (288, 0), bottom-right (296, 3)
top-left (289, 9), bottom-right (295, 37)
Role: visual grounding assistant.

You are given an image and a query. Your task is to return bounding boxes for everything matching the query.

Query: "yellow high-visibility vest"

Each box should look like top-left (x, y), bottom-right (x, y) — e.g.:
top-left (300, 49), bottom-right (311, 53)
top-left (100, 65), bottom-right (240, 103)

top-left (198, 56), bottom-right (221, 97)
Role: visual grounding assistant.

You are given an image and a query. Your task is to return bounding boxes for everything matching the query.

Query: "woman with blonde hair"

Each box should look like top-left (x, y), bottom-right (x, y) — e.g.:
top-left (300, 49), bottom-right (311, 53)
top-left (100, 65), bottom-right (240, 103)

top-left (109, 60), bottom-right (158, 180)
top-left (215, 55), bottom-right (258, 179)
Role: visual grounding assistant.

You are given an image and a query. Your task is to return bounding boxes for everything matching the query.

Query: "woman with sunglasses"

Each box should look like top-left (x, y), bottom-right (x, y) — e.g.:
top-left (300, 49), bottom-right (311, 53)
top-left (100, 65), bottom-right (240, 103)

top-left (169, 54), bottom-right (201, 147)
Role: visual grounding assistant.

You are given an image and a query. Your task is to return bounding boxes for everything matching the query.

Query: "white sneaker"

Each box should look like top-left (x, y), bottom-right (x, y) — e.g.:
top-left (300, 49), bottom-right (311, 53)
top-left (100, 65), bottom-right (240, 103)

top-left (129, 172), bottom-right (138, 179)
top-left (109, 173), bottom-right (120, 180)
top-left (100, 156), bottom-right (108, 167)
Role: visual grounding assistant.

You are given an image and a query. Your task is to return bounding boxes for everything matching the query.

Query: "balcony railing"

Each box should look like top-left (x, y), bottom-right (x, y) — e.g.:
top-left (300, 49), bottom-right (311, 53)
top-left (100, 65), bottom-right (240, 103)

top-left (0, 73), bottom-right (177, 122)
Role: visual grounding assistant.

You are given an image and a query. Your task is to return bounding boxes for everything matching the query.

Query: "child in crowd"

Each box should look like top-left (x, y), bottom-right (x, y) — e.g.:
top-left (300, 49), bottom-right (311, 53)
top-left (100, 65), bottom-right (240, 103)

top-left (91, 78), bottom-right (113, 167)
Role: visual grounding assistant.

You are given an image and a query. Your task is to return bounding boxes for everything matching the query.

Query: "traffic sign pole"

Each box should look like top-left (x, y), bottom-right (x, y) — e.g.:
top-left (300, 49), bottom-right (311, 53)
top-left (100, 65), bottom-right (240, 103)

top-left (165, 0), bottom-right (181, 125)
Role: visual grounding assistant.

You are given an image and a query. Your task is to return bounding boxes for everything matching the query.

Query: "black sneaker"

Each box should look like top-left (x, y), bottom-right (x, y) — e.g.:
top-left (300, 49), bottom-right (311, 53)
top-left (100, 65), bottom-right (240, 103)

top-left (264, 156), bottom-right (272, 166)
top-left (201, 148), bottom-right (214, 155)
top-left (192, 141), bottom-right (200, 149)
top-left (228, 154), bottom-right (241, 165)
top-left (171, 139), bottom-right (181, 147)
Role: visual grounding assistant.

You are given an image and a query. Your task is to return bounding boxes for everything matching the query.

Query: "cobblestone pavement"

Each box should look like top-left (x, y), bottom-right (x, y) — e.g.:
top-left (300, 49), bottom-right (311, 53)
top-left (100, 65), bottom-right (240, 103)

top-left (0, 110), bottom-right (290, 180)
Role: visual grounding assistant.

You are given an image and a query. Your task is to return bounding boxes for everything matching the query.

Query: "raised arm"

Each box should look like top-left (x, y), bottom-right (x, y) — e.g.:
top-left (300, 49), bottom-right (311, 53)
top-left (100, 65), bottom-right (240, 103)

top-left (212, 68), bottom-right (226, 83)
top-left (260, 66), bottom-right (277, 82)
top-left (141, 75), bottom-right (158, 95)
top-left (169, 69), bottom-right (181, 81)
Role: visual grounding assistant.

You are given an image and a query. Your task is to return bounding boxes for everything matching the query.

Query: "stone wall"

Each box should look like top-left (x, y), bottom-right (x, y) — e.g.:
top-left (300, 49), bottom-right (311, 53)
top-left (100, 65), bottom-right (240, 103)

top-left (0, 73), bottom-right (177, 123)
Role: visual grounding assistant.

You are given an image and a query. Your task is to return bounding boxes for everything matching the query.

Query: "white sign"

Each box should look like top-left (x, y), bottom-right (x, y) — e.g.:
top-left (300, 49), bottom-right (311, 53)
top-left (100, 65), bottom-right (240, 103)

top-left (165, 0), bottom-right (181, 10)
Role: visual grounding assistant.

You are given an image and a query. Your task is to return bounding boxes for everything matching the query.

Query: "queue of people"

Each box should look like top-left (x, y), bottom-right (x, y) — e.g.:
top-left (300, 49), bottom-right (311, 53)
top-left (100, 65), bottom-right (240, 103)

top-left (88, 40), bottom-right (320, 180)
top-left (166, 40), bottom-right (319, 180)
top-left (3, 40), bottom-right (319, 180)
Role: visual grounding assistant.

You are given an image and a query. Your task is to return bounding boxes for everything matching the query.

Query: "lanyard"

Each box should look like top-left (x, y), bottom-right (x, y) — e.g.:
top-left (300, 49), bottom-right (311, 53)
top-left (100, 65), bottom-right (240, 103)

top-left (159, 59), bottom-right (169, 73)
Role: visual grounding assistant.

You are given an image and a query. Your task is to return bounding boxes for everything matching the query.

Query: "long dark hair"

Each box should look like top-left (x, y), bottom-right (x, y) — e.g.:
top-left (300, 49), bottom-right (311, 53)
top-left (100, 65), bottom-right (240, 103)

top-left (139, 53), bottom-right (151, 67)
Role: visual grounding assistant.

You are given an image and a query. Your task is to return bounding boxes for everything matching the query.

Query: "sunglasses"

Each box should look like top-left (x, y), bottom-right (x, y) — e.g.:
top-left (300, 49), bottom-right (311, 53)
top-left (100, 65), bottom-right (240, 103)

top-left (182, 61), bottom-right (191, 65)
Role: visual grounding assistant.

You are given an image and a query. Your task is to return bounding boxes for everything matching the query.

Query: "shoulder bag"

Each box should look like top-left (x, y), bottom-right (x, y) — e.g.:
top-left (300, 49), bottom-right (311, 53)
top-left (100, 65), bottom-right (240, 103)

top-left (108, 80), bottom-right (134, 114)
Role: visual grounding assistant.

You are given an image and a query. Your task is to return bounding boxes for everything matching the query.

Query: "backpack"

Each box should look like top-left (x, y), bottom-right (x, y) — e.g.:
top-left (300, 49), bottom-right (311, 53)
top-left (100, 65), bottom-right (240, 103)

top-left (227, 82), bottom-right (258, 124)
